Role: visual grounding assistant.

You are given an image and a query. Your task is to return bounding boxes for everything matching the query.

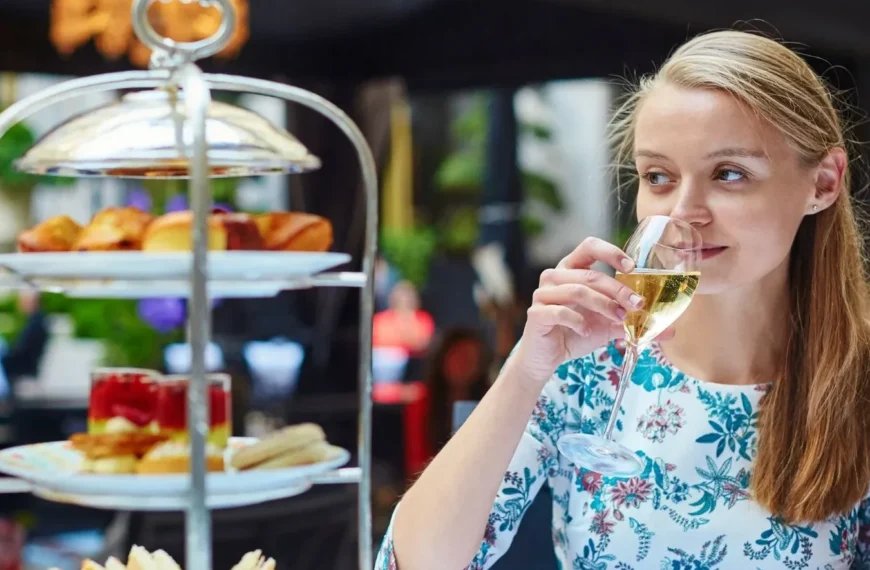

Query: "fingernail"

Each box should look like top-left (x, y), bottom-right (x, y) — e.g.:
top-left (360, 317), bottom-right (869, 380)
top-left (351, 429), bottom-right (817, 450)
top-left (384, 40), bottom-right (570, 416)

top-left (630, 294), bottom-right (643, 308)
top-left (621, 258), bottom-right (634, 272)
top-left (616, 308), bottom-right (627, 320)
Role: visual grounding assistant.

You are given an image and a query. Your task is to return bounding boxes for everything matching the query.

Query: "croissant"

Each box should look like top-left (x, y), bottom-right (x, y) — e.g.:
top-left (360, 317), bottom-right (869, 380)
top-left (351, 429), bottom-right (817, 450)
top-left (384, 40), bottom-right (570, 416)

top-left (254, 212), bottom-right (333, 252)
top-left (17, 214), bottom-right (83, 252)
top-left (74, 206), bottom-right (154, 251)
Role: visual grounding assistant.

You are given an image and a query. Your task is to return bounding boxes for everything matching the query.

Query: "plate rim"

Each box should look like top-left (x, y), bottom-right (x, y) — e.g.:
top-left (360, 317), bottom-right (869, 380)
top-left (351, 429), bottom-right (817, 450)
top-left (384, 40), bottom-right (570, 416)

top-left (30, 480), bottom-right (314, 511)
top-left (0, 438), bottom-right (351, 497)
top-left (0, 251), bottom-right (352, 279)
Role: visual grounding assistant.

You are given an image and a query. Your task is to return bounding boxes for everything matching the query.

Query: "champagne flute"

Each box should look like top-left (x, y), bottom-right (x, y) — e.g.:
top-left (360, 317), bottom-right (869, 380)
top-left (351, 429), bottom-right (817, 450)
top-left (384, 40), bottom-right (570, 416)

top-left (556, 216), bottom-right (702, 477)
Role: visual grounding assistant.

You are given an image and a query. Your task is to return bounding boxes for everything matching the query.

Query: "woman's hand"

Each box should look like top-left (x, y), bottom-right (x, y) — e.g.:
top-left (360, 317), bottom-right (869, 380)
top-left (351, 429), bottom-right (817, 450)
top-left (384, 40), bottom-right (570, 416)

top-left (513, 237), bottom-right (645, 388)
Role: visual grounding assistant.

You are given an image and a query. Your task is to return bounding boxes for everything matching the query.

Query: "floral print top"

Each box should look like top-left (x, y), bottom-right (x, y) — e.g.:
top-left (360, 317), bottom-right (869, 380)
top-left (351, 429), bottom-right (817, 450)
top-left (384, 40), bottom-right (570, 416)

top-left (375, 341), bottom-right (870, 570)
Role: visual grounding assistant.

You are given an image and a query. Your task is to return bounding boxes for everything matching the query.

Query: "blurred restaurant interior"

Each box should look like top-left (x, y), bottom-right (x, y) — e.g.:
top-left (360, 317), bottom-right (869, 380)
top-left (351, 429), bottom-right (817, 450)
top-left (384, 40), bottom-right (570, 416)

top-left (0, 0), bottom-right (868, 569)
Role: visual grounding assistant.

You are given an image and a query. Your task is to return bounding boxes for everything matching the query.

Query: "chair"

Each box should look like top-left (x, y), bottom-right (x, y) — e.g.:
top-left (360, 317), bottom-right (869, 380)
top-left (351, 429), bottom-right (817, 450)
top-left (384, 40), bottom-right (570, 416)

top-left (452, 401), bottom-right (558, 570)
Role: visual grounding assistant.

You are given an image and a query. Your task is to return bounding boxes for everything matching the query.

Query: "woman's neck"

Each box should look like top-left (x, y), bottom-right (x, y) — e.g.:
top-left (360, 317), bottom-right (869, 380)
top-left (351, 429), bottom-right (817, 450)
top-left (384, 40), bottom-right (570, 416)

top-left (660, 259), bottom-right (791, 386)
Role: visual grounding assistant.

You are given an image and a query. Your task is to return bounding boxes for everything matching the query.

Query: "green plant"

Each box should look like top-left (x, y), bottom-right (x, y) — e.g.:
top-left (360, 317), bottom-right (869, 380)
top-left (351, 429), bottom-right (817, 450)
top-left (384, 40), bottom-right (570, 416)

top-left (0, 120), bottom-right (74, 191)
top-left (379, 226), bottom-right (437, 288)
top-left (39, 293), bottom-right (183, 368)
top-left (433, 94), bottom-right (565, 252)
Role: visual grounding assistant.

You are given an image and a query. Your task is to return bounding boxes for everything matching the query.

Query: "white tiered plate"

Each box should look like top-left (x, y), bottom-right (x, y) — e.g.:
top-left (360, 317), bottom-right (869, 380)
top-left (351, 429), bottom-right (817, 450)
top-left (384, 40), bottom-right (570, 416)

top-left (0, 251), bottom-right (351, 281)
top-left (0, 437), bottom-right (350, 497)
top-left (31, 481), bottom-right (312, 511)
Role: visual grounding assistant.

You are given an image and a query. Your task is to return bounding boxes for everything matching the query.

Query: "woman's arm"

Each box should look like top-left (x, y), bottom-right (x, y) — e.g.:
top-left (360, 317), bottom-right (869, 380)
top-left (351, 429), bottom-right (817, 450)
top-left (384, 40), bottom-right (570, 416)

top-left (385, 352), bottom-right (558, 570)
top-left (380, 238), bottom-right (639, 570)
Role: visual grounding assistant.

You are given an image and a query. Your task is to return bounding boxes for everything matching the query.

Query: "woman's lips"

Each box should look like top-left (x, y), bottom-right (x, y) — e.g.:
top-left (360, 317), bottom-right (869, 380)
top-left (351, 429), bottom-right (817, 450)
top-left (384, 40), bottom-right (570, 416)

top-left (701, 246), bottom-right (727, 260)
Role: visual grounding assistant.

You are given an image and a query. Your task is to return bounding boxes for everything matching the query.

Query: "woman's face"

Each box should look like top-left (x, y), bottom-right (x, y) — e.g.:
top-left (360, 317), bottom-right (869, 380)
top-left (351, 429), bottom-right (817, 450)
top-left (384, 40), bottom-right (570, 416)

top-left (633, 83), bottom-right (825, 295)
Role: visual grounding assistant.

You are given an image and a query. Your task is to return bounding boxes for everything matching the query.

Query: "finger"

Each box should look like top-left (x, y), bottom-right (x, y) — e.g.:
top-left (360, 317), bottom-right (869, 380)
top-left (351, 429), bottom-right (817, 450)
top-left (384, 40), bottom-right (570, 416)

top-left (527, 304), bottom-right (588, 337)
top-left (557, 236), bottom-right (634, 273)
top-left (539, 268), bottom-right (644, 311)
top-left (533, 283), bottom-right (626, 322)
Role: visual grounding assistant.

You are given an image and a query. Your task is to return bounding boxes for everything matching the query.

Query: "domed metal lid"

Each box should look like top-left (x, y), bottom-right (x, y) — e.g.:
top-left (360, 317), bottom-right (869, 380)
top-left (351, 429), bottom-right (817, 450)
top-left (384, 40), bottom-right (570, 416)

top-left (15, 88), bottom-right (321, 178)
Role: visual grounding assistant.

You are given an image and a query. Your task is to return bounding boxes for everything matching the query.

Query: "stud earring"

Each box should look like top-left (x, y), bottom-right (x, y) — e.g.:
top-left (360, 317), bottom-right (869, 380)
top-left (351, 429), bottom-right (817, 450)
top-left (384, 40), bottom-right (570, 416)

top-left (812, 205), bottom-right (819, 212)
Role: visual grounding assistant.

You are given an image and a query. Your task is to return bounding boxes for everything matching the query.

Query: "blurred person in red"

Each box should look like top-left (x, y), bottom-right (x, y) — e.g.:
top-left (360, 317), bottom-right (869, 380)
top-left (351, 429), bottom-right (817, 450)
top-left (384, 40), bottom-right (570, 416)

top-left (372, 280), bottom-right (434, 357)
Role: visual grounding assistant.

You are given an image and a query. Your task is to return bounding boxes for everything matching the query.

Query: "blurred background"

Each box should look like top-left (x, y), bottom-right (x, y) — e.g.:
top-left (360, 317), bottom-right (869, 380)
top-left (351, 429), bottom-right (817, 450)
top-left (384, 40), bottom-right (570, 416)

top-left (0, 0), bottom-right (869, 568)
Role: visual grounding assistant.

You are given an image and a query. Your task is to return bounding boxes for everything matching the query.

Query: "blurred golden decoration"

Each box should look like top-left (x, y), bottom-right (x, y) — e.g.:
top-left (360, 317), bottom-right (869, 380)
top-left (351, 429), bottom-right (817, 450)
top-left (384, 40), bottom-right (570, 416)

top-left (49, 0), bottom-right (249, 67)
top-left (382, 93), bottom-right (414, 230)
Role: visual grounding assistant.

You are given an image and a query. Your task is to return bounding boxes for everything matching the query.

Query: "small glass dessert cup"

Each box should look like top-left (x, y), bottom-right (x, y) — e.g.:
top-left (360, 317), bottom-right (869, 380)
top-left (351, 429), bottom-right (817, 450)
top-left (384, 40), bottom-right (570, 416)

top-left (88, 368), bottom-right (162, 435)
top-left (155, 373), bottom-right (232, 449)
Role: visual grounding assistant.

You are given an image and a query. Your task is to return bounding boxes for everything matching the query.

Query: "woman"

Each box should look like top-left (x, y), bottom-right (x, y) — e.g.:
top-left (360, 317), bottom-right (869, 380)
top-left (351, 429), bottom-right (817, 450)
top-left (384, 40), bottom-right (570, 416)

top-left (375, 30), bottom-right (870, 569)
top-left (372, 280), bottom-right (435, 357)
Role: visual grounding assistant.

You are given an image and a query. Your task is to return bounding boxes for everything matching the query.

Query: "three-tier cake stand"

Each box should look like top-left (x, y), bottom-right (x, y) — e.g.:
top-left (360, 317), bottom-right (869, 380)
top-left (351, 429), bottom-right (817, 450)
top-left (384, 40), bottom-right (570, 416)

top-left (0, 1), bottom-right (377, 568)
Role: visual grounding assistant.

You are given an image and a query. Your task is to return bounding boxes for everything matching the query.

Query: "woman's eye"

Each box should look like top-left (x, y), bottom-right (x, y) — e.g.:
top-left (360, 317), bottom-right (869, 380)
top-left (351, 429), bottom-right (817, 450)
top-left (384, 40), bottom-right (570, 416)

top-left (644, 172), bottom-right (671, 185)
top-left (716, 168), bottom-right (745, 182)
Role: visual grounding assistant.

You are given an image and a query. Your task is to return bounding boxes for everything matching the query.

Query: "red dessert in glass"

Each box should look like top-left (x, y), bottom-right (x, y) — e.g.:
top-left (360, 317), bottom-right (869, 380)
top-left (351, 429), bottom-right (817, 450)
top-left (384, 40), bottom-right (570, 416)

top-left (88, 368), bottom-right (161, 434)
top-left (155, 374), bottom-right (232, 449)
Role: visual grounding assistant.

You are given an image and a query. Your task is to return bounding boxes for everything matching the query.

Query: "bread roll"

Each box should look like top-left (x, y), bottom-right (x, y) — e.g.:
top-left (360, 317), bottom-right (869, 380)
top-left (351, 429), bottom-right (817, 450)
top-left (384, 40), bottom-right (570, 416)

top-left (255, 212), bottom-right (333, 252)
top-left (74, 206), bottom-right (154, 251)
top-left (17, 214), bottom-right (82, 252)
top-left (142, 210), bottom-right (263, 252)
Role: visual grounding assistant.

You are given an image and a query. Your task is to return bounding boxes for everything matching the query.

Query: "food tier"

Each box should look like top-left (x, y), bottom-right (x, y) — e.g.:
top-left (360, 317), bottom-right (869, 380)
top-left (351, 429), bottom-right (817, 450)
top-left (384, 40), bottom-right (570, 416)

top-left (18, 207), bottom-right (334, 254)
top-left (0, 359), bottom-right (354, 512)
top-left (0, 206), bottom-right (363, 299)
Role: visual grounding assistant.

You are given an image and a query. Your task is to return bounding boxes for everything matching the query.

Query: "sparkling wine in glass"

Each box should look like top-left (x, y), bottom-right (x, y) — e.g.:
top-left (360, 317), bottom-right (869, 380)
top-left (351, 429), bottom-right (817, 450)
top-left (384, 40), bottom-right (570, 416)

top-left (556, 215), bottom-right (702, 477)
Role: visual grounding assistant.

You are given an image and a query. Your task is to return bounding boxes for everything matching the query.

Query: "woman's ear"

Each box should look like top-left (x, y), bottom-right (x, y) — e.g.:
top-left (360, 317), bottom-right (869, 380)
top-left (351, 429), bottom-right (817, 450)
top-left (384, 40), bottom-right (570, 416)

top-left (808, 147), bottom-right (847, 214)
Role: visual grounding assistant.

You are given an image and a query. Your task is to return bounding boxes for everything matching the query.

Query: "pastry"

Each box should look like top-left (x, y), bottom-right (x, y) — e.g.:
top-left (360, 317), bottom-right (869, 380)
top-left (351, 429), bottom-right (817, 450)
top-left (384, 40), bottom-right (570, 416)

top-left (135, 440), bottom-right (225, 474)
top-left (17, 214), bottom-right (82, 252)
top-left (74, 206), bottom-right (154, 251)
top-left (69, 432), bottom-right (169, 460)
top-left (127, 546), bottom-right (181, 570)
top-left (251, 440), bottom-right (343, 470)
top-left (69, 431), bottom-right (169, 474)
top-left (254, 212), bottom-right (333, 252)
top-left (103, 558), bottom-right (127, 570)
top-left (231, 550), bottom-right (276, 570)
top-left (142, 210), bottom-right (263, 252)
top-left (82, 547), bottom-right (275, 570)
top-left (230, 422), bottom-right (335, 470)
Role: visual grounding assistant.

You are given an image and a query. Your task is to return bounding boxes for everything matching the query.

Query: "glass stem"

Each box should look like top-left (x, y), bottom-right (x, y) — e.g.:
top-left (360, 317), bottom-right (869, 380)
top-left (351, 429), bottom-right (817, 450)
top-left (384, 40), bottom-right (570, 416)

top-left (603, 343), bottom-right (640, 440)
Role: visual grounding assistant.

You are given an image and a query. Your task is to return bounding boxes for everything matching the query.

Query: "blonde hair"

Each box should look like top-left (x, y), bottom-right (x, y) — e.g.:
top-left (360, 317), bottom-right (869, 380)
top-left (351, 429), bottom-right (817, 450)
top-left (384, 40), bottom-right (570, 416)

top-left (610, 30), bottom-right (870, 523)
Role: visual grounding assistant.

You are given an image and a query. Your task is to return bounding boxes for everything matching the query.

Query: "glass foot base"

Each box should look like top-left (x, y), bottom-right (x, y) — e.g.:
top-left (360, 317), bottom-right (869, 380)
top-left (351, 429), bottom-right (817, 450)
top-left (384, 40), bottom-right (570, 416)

top-left (557, 433), bottom-right (644, 478)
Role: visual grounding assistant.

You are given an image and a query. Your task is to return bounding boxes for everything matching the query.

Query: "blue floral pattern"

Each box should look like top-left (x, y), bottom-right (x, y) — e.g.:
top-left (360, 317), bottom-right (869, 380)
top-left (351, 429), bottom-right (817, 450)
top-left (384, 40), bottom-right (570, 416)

top-left (375, 341), bottom-right (870, 569)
